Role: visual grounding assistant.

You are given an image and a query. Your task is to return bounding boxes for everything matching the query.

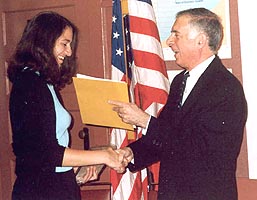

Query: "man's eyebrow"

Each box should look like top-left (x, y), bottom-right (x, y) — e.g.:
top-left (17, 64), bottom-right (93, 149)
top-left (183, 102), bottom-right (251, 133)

top-left (171, 30), bottom-right (179, 34)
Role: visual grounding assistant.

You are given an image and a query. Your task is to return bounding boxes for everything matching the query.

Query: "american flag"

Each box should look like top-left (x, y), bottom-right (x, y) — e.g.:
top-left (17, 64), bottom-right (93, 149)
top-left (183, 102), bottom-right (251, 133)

top-left (110, 0), bottom-right (170, 199)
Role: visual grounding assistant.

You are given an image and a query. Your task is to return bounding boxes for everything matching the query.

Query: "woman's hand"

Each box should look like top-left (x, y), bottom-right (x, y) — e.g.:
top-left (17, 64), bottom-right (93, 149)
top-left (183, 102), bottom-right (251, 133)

top-left (75, 165), bottom-right (98, 185)
top-left (81, 166), bottom-right (98, 182)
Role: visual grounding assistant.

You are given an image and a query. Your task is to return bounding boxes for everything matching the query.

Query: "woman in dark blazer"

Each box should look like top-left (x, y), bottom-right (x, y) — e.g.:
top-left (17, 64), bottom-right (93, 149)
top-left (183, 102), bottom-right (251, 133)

top-left (8, 11), bottom-right (126, 200)
top-left (109, 8), bottom-right (247, 200)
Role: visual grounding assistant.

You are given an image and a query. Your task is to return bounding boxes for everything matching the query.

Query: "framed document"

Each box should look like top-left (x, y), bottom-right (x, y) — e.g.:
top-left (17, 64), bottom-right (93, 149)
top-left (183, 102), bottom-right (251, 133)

top-left (152, 0), bottom-right (231, 60)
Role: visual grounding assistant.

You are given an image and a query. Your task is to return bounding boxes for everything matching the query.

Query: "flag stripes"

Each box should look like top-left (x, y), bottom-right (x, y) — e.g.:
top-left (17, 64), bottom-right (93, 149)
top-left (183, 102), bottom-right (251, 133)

top-left (129, 16), bottom-right (159, 40)
top-left (130, 33), bottom-right (164, 58)
top-left (130, 60), bottom-right (169, 91)
top-left (132, 50), bottom-right (166, 72)
top-left (128, 0), bottom-right (155, 22)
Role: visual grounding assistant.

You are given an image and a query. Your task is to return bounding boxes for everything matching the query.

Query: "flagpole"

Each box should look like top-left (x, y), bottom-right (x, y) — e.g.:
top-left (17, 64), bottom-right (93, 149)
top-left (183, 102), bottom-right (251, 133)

top-left (121, 0), bottom-right (130, 88)
top-left (120, 0), bottom-right (137, 140)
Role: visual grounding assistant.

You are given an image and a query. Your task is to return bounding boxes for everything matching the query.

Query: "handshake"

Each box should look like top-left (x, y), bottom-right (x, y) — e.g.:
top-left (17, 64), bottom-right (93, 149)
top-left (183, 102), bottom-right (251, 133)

top-left (105, 146), bottom-right (134, 173)
top-left (75, 146), bottom-right (134, 185)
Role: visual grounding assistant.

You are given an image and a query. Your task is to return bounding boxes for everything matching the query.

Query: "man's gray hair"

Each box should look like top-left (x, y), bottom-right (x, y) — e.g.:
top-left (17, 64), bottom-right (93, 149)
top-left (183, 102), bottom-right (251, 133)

top-left (176, 7), bottom-right (224, 53)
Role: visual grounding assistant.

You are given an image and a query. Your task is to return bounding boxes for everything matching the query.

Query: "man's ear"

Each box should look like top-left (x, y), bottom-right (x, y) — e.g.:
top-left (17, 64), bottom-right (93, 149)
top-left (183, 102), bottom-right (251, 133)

top-left (196, 33), bottom-right (207, 48)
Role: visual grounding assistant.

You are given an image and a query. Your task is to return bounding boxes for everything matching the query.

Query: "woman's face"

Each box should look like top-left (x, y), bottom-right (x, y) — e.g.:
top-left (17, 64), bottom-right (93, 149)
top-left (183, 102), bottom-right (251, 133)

top-left (53, 26), bottom-right (73, 67)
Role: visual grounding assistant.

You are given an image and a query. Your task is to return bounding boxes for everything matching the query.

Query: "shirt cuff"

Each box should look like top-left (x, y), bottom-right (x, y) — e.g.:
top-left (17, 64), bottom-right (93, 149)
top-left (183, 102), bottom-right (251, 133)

top-left (141, 115), bottom-right (152, 135)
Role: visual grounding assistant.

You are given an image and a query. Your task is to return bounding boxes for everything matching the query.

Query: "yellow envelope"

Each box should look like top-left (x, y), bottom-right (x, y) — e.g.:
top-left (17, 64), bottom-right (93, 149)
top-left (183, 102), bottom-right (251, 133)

top-left (73, 74), bottom-right (133, 130)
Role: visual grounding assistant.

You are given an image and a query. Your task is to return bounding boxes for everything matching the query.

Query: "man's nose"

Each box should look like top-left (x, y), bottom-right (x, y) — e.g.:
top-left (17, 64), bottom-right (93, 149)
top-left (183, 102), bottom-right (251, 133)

top-left (166, 34), bottom-right (174, 47)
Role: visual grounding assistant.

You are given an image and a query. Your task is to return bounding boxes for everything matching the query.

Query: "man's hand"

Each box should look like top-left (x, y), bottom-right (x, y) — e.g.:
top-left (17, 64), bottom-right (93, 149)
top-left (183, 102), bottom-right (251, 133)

top-left (116, 147), bottom-right (134, 163)
top-left (104, 147), bottom-right (128, 173)
top-left (108, 100), bottom-right (150, 128)
top-left (114, 147), bottom-right (134, 173)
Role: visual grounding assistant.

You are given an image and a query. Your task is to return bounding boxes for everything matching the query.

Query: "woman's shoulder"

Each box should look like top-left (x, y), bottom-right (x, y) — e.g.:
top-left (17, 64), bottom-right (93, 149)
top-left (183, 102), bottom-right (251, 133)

top-left (10, 68), bottom-right (53, 107)
top-left (11, 68), bottom-right (50, 98)
top-left (13, 68), bottom-right (45, 86)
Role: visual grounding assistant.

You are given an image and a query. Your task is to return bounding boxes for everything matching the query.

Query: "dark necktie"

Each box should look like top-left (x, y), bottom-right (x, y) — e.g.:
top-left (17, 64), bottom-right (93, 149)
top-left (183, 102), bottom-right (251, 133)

top-left (178, 71), bottom-right (190, 109)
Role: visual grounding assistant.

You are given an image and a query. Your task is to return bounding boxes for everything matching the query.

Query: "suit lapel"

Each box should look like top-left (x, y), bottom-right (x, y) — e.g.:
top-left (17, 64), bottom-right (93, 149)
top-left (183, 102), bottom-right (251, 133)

top-left (180, 56), bottom-right (221, 114)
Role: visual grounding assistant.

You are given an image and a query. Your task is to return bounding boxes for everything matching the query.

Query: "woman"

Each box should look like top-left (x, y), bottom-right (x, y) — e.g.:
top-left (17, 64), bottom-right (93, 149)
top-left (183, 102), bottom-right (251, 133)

top-left (8, 11), bottom-right (126, 200)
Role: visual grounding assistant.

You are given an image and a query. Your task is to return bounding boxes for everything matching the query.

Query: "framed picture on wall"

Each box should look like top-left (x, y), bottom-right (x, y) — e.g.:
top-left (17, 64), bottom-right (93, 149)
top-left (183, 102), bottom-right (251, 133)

top-left (152, 0), bottom-right (231, 60)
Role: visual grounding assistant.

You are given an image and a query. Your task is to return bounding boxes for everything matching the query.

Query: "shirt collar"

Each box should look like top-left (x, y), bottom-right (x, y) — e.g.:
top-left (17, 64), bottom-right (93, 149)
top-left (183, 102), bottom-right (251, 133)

top-left (188, 55), bottom-right (215, 78)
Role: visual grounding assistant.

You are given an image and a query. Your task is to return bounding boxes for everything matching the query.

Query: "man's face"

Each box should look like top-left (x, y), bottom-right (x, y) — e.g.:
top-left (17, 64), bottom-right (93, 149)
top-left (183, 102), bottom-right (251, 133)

top-left (166, 16), bottom-right (200, 70)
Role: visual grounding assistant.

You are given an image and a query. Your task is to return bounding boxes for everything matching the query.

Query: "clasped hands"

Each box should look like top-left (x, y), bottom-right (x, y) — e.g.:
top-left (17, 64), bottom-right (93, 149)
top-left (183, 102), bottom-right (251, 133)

top-left (111, 147), bottom-right (134, 173)
top-left (77, 147), bottom-right (134, 184)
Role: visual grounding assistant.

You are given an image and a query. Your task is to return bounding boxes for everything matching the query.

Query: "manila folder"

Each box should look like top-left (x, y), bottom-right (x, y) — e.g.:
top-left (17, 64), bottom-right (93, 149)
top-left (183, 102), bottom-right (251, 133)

top-left (73, 75), bottom-right (133, 130)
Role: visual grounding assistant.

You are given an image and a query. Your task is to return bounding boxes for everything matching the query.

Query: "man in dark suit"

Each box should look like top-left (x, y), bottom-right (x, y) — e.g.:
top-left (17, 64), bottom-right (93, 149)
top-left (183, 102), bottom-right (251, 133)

top-left (109, 8), bottom-right (247, 200)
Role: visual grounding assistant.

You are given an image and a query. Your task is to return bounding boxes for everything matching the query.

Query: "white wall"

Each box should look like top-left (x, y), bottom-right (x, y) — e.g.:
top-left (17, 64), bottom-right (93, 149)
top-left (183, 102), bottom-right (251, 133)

top-left (238, 0), bottom-right (257, 179)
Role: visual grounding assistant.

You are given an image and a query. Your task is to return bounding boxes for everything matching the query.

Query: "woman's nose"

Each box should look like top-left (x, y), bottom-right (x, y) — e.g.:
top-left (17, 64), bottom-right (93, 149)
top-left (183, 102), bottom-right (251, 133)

top-left (65, 46), bottom-right (72, 57)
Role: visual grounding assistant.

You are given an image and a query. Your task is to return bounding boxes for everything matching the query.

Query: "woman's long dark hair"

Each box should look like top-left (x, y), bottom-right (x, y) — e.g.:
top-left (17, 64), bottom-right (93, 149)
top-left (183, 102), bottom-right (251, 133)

top-left (7, 11), bottom-right (78, 89)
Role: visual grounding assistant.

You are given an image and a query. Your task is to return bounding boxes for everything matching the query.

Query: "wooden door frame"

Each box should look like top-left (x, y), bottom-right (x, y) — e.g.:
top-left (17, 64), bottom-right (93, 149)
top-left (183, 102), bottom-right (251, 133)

top-left (0, 0), bottom-right (14, 198)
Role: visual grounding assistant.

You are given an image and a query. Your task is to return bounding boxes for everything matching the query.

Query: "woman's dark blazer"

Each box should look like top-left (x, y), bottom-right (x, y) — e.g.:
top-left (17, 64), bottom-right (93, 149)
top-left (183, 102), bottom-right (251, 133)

top-left (9, 70), bottom-right (65, 175)
top-left (128, 56), bottom-right (248, 200)
top-left (9, 70), bottom-right (80, 199)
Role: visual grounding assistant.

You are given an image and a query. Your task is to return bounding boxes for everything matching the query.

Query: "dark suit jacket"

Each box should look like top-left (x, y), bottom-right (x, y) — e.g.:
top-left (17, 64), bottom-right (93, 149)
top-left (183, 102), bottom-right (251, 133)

top-left (128, 56), bottom-right (247, 200)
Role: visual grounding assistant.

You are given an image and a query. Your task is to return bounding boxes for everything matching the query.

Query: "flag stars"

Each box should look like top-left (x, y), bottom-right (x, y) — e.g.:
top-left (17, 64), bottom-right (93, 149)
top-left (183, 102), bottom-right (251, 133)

top-left (112, 15), bottom-right (117, 23)
top-left (113, 31), bottom-right (120, 39)
top-left (116, 48), bottom-right (123, 56)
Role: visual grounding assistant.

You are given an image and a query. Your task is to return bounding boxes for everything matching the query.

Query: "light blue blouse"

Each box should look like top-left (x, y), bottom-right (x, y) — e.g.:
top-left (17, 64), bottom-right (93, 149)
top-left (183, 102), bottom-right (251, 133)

top-left (47, 84), bottom-right (72, 173)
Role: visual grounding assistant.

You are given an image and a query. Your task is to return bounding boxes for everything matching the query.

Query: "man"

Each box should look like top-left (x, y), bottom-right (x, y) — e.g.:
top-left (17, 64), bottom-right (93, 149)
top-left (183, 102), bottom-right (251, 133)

top-left (109, 8), bottom-right (247, 200)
